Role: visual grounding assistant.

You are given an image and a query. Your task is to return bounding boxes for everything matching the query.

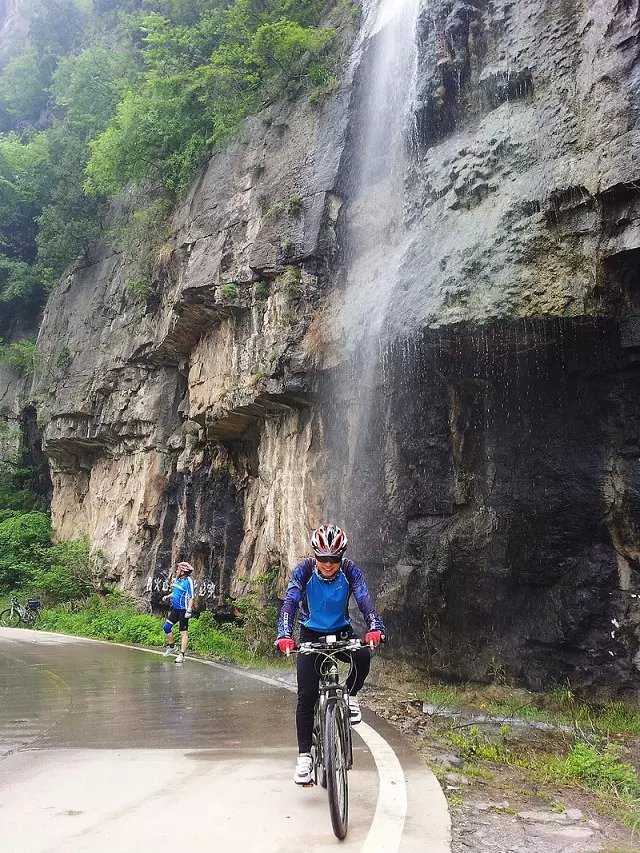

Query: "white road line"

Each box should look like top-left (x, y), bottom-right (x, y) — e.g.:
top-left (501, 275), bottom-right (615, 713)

top-left (356, 721), bottom-right (407, 851)
top-left (2, 630), bottom-right (450, 852)
top-left (171, 655), bottom-right (409, 853)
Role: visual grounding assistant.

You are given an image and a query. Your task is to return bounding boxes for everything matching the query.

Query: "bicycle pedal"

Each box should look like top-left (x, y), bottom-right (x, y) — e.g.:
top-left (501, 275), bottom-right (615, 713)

top-left (301, 781), bottom-right (315, 788)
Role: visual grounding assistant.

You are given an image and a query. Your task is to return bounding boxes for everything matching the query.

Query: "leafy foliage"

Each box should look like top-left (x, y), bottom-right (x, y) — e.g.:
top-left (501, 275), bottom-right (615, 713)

top-left (0, 422), bottom-right (45, 513)
top-left (0, 338), bottom-right (38, 376)
top-left (0, 510), bottom-right (51, 590)
top-left (0, 47), bottom-right (49, 123)
top-left (86, 1), bottom-right (334, 195)
top-left (0, 0), bottom-right (342, 338)
top-left (28, 536), bottom-right (95, 603)
top-left (220, 282), bottom-right (239, 298)
top-left (37, 598), bottom-right (252, 660)
top-left (563, 742), bottom-right (639, 796)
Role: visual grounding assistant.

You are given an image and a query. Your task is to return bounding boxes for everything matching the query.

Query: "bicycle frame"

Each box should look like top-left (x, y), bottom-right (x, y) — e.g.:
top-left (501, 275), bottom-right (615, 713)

top-left (1, 597), bottom-right (40, 626)
top-left (305, 641), bottom-right (359, 778)
top-left (296, 637), bottom-right (366, 839)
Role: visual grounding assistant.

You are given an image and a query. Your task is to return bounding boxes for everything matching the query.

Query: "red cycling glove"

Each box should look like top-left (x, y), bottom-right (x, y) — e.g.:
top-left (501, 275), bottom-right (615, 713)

top-left (276, 637), bottom-right (295, 655)
top-left (365, 630), bottom-right (383, 647)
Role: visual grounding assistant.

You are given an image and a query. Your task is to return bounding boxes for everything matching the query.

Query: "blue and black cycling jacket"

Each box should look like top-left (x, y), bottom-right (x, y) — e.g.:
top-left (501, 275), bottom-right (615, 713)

top-left (277, 557), bottom-right (385, 638)
top-left (171, 576), bottom-right (195, 610)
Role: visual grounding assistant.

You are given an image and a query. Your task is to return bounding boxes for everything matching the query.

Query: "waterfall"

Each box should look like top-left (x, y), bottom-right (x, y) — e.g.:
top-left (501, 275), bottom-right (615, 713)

top-left (340, 0), bottom-right (421, 347)
top-left (323, 0), bottom-right (422, 550)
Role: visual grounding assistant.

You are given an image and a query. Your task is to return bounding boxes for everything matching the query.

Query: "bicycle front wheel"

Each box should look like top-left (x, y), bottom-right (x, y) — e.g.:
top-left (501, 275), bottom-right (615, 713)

top-left (0, 609), bottom-right (21, 628)
top-left (324, 698), bottom-right (349, 840)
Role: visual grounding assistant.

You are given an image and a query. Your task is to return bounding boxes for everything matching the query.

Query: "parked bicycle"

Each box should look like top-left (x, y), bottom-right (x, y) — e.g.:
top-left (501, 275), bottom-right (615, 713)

top-left (293, 637), bottom-right (369, 840)
top-left (0, 597), bottom-right (41, 627)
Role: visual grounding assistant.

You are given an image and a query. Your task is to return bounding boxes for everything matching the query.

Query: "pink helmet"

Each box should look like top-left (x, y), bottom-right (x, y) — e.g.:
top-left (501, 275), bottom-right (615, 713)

top-left (311, 524), bottom-right (348, 557)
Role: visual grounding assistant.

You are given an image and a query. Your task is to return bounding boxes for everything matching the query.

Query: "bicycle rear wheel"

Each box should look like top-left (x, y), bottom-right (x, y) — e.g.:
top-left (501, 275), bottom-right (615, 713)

top-left (0, 609), bottom-right (20, 627)
top-left (324, 698), bottom-right (349, 840)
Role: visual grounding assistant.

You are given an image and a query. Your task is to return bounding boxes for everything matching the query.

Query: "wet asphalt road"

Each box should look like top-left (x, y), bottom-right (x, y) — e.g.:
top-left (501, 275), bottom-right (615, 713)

top-left (0, 628), bottom-right (450, 852)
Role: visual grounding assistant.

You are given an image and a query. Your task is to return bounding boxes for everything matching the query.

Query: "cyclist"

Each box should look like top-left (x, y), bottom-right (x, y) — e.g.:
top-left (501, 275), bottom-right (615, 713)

top-left (162, 561), bottom-right (195, 664)
top-left (276, 524), bottom-right (385, 784)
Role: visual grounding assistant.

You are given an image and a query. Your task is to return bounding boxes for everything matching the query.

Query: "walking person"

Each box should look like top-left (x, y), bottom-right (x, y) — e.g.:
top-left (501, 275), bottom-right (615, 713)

top-left (275, 524), bottom-right (385, 784)
top-left (162, 561), bottom-right (195, 664)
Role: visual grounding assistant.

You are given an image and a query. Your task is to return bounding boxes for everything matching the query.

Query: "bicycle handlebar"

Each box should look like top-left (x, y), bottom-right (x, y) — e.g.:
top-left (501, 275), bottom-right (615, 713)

top-left (283, 637), bottom-right (373, 657)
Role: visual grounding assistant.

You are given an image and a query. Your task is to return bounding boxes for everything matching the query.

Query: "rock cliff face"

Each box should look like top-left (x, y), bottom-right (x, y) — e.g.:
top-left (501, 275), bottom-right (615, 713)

top-left (14, 0), bottom-right (640, 693)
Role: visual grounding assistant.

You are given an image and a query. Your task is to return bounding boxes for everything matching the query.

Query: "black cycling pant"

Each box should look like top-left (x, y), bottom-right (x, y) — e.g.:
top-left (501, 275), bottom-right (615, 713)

top-left (296, 626), bottom-right (371, 754)
top-left (166, 608), bottom-right (189, 632)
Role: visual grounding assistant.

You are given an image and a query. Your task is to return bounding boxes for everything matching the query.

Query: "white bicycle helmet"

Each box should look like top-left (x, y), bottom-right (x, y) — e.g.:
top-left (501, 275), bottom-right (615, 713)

top-left (311, 524), bottom-right (348, 557)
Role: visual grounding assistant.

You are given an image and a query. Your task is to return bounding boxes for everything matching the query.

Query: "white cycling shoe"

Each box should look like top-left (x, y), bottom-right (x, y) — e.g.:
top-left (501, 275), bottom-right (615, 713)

top-left (163, 645), bottom-right (177, 656)
top-left (174, 652), bottom-right (185, 664)
top-left (348, 695), bottom-right (362, 724)
top-left (294, 752), bottom-right (313, 784)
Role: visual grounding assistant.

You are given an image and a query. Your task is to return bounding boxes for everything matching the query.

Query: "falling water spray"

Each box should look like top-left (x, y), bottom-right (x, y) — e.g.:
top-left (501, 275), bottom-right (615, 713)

top-left (323, 0), bottom-right (422, 549)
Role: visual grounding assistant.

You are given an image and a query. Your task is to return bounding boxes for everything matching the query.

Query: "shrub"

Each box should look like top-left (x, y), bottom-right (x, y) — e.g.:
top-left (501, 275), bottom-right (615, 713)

top-left (253, 279), bottom-right (270, 299)
top-left (0, 511), bottom-right (51, 590)
top-left (564, 742), bottom-right (639, 797)
top-left (188, 611), bottom-right (247, 660)
top-left (37, 599), bottom-right (251, 659)
top-left (116, 614), bottom-right (166, 646)
top-left (280, 238), bottom-right (295, 257)
top-left (56, 345), bottom-right (72, 367)
top-left (0, 338), bottom-right (38, 377)
top-left (220, 282), bottom-right (238, 299)
top-left (235, 596), bottom-right (278, 657)
top-left (124, 277), bottom-right (153, 302)
top-left (280, 265), bottom-right (301, 292)
top-left (28, 536), bottom-right (94, 603)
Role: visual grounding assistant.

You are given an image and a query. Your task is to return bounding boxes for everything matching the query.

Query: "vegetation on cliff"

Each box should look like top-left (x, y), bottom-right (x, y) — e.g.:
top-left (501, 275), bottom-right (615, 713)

top-left (0, 1), bottom-right (350, 584)
top-left (0, 0), bottom-right (345, 338)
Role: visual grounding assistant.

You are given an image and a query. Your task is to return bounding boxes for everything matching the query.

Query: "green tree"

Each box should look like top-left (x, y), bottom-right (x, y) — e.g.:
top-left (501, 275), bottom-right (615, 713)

top-left (0, 510), bottom-right (51, 590)
top-left (0, 338), bottom-right (38, 376)
top-left (51, 45), bottom-right (137, 137)
top-left (86, 0), bottom-right (334, 195)
top-left (0, 47), bottom-right (49, 123)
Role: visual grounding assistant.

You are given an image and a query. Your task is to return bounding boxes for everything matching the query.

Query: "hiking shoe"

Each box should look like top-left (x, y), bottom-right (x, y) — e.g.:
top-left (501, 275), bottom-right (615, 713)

top-left (348, 695), bottom-right (362, 724)
top-left (163, 645), bottom-right (177, 656)
top-left (293, 752), bottom-right (313, 785)
top-left (174, 652), bottom-right (185, 664)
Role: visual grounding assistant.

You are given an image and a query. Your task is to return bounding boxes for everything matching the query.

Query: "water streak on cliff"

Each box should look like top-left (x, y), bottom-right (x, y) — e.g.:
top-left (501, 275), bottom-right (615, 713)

top-left (327, 0), bottom-right (421, 524)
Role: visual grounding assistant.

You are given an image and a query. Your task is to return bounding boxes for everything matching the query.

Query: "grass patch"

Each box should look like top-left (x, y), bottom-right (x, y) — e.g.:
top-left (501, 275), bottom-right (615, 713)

top-left (266, 195), bottom-right (304, 219)
top-left (563, 742), bottom-right (638, 797)
top-left (482, 698), bottom-right (556, 723)
top-left (36, 596), bottom-right (265, 665)
top-left (280, 265), bottom-right (301, 294)
top-left (443, 724), bottom-right (640, 830)
top-left (423, 680), bottom-right (640, 736)
top-left (253, 279), bottom-right (270, 299)
top-left (462, 763), bottom-right (493, 780)
top-left (424, 683), bottom-right (468, 709)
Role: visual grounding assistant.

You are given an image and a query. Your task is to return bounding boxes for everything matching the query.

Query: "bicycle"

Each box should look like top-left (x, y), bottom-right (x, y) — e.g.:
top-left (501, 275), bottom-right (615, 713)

top-left (0, 597), bottom-right (41, 627)
top-left (294, 637), bottom-right (368, 840)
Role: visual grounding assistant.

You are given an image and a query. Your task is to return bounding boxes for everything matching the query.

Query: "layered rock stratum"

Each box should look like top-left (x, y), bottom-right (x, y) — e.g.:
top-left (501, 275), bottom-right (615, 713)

top-left (3, 0), bottom-right (640, 693)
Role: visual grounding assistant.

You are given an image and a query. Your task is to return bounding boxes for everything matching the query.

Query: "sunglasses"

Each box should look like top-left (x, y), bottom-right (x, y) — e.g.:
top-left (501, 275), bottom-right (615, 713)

top-left (316, 556), bottom-right (342, 564)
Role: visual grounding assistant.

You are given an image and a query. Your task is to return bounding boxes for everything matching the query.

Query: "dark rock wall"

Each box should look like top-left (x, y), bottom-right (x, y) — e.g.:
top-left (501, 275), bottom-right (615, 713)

top-left (320, 0), bottom-right (640, 692)
top-left (338, 320), bottom-right (639, 693)
top-left (143, 448), bottom-right (245, 607)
